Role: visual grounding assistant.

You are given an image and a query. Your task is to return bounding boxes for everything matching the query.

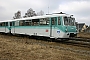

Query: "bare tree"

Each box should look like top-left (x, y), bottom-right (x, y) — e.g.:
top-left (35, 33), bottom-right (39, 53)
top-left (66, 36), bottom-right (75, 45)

top-left (23, 8), bottom-right (37, 18)
top-left (13, 11), bottom-right (21, 19)
top-left (37, 10), bottom-right (44, 16)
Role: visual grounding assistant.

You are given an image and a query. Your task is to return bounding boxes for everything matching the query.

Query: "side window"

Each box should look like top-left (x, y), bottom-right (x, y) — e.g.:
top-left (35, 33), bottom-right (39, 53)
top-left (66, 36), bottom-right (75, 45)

top-left (51, 17), bottom-right (56, 25)
top-left (25, 20), bottom-right (32, 26)
top-left (12, 21), bottom-right (15, 26)
top-left (6, 22), bottom-right (8, 26)
top-left (15, 21), bottom-right (19, 26)
top-left (1, 22), bottom-right (8, 26)
top-left (58, 17), bottom-right (61, 25)
top-left (32, 19), bottom-right (39, 26)
top-left (19, 20), bottom-right (25, 26)
top-left (0, 23), bottom-right (2, 26)
top-left (3, 22), bottom-right (5, 26)
top-left (0, 22), bottom-right (5, 26)
top-left (40, 18), bottom-right (49, 25)
top-left (10, 22), bottom-right (12, 26)
top-left (46, 18), bottom-right (49, 25)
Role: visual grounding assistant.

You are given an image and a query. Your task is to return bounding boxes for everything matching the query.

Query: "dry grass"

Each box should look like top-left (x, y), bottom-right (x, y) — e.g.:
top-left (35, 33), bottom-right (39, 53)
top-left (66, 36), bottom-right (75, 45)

top-left (0, 35), bottom-right (90, 60)
top-left (77, 32), bottom-right (90, 38)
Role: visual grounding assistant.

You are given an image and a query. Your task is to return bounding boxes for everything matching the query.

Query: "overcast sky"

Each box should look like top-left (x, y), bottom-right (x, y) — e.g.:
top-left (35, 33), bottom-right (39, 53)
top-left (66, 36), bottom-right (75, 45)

top-left (0, 0), bottom-right (90, 25)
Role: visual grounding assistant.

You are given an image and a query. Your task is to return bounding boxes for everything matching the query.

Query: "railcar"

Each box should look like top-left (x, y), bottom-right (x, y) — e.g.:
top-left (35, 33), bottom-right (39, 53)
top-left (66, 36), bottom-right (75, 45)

top-left (10, 13), bottom-right (77, 39)
top-left (0, 13), bottom-right (77, 39)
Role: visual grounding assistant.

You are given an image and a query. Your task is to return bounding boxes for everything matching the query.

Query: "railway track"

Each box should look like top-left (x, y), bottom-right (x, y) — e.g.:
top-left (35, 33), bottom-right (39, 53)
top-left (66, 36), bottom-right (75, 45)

top-left (60, 40), bottom-right (90, 48)
top-left (0, 33), bottom-right (90, 56)
top-left (66, 37), bottom-right (90, 48)
top-left (47, 37), bottom-right (90, 48)
top-left (69, 37), bottom-right (90, 42)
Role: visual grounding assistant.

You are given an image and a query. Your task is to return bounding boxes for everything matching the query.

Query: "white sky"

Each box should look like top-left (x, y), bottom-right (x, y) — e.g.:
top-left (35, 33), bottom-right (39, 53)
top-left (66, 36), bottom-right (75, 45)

top-left (0, 0), bottom-right (90, 25)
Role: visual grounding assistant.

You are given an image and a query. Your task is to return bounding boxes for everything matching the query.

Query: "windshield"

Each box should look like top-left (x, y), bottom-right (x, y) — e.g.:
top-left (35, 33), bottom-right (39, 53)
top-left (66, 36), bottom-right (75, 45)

top-left (64, 17), bottom-right (75, 26)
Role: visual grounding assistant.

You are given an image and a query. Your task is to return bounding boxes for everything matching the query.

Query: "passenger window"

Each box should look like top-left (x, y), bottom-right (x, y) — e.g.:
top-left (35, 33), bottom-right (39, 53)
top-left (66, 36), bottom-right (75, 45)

top-left (51, 17), bottom-right (55, 25)
top-left (40, 18), bottom-right (49, 25)
top-left (6, 22), bottom-right (8, 26)
top-left (0, 23), bottom-right (3, 26)
top-left (0, 22), bottom-right (5, 26)
top-left (0, 23), bottom-right (1, 26)
top-left (32, 19), bottom-right (39, 26)
top-left (15, 21), bottom-right (19, 26)
top-left (19, 20), bottom-right (25, 26)
top-left (10, 22), bottom-right (12, 26)
top-left (12, 22), bottom-right (15, 26)
top-left (46, 18), bottom-right (49, 25)
top-left (25, 20), bottom-right (31, 26)
top-left (58, 17), bottom-right (61, 25)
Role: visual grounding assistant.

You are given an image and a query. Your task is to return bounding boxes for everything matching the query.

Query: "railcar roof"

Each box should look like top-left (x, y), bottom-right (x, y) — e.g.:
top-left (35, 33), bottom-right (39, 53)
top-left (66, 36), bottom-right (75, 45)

top-left (0, 20), bottom-right (13, 23)
top-left (15, 14), bottom-right (71, 20)
top-left (0, 14), bottom-right (72, 23)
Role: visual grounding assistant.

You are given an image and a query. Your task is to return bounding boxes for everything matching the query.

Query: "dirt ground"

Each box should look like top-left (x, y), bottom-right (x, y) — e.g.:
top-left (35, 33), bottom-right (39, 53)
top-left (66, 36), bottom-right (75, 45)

top-left (0, 34), bottom-right (90, 60)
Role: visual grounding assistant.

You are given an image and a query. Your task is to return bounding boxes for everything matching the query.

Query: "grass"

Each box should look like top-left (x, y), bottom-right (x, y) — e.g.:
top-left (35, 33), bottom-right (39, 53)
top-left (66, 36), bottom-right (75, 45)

top-left (77, 32), bottom-right (90, 38)
top-left (0, 34), bottom-right (90, 60)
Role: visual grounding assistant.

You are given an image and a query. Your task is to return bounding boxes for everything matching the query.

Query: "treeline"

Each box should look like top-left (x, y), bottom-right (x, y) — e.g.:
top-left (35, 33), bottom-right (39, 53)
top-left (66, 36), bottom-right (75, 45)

top-left (13, 8), bottom-right (44, 19)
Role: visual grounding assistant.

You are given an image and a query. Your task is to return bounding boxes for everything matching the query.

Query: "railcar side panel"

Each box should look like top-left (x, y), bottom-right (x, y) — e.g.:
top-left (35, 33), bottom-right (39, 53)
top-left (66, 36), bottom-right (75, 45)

top-left (0, 27), bottom-right (10, 33)
top-left (11, 26), bottom-right (69, 38)
top-left (0, 27), bottom-right (5, 33)
top-left (11, 26), bottom-right (50, 37)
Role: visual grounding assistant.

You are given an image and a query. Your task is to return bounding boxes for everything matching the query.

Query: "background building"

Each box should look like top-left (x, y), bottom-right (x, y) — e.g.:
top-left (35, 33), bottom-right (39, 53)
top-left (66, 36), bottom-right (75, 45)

top-left (75, 22), bottom-right (88, 33)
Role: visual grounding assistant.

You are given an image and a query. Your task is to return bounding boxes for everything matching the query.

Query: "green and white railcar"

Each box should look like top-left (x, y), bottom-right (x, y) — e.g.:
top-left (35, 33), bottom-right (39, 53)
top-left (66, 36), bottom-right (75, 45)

top-left (10, 13), bottom-right (77, 39)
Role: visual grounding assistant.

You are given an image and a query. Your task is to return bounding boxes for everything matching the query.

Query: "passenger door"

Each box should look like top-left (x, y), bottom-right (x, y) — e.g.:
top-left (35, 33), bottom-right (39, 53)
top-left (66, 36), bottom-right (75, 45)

top-left (50, 17), bottom-right (57, 37)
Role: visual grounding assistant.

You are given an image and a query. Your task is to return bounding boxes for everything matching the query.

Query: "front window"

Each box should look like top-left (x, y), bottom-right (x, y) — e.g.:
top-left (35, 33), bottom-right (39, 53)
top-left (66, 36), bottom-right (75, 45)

top-left (64, 17), bottom-right (68, 25)
top-left (70, 18), bottom-right (75, 26)
top-left (64, 17), bottom-right (75, 26)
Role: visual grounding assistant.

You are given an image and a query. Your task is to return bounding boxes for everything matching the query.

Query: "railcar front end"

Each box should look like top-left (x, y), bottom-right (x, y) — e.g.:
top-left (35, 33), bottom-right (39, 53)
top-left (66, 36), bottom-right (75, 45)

top-left (50, 15), bottom-right (77, 39)
top-left (60, 16), bottom-right (77, 38)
